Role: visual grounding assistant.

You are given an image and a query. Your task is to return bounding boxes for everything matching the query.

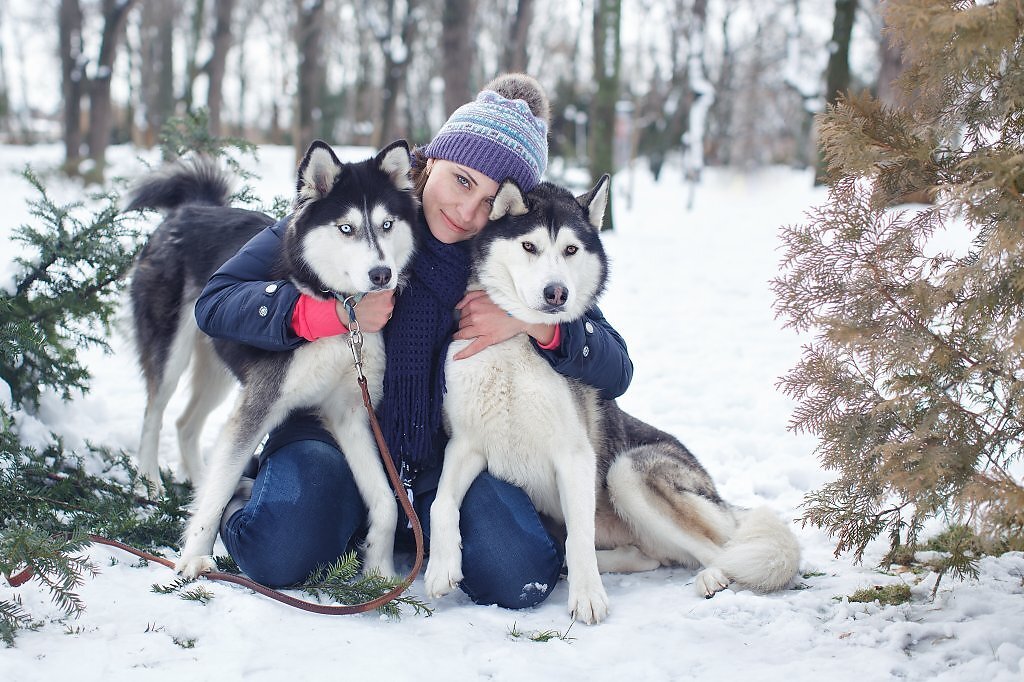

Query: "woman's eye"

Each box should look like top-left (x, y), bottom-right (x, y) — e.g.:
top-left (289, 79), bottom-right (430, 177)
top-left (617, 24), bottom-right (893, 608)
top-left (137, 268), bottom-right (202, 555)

top-left (522, 241), bottom-right (536, 253)
top-left (456, 174), bottom-right (470, 188)
top-left (338, 224), bottom-right (353, 234)
top-left (382, 219), bottom-right (393, 231)
top-left (565, 245), bottom-right (578, 256)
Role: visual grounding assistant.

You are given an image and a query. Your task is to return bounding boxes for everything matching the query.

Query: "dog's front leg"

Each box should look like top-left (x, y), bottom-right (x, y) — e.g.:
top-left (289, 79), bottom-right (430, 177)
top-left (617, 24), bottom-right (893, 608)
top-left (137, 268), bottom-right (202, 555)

top-left (424, 438), bottom-right (486, 599)
top-left (556, 449), bottom-right (609, 624)
top-left (177, 398), bottom-right (264, 578)
top-left (326, 415), bottom-right (398, 579)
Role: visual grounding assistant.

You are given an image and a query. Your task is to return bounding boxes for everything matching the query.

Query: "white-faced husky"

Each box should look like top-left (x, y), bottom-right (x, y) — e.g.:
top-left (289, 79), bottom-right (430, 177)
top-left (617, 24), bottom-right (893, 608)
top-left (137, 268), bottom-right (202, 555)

top-left (425, 177), bottom-right (800, 624)
top-left (126, 140), bottom-right (418, 578)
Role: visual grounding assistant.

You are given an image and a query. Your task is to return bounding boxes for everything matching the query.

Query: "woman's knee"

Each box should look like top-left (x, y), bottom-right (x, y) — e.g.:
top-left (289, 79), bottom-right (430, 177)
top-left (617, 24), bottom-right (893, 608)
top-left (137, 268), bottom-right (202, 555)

top-left (457, 474), bottom-right (563, 609)
top-left (222, 440), bottom-right (367, 586)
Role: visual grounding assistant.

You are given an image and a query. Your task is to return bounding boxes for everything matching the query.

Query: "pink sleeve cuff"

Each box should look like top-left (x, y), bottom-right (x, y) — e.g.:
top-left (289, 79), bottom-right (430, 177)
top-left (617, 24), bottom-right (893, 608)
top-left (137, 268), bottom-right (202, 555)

top-left (535, 323), bottom-right (561, 350)
top-left (291, 294), bottom-right (348, 341)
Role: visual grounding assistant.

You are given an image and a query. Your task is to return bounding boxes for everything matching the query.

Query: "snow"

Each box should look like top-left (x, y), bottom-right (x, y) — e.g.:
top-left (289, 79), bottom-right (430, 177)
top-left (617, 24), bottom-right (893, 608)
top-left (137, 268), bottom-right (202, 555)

top-left (2, 144), bottom-right (1023, 681)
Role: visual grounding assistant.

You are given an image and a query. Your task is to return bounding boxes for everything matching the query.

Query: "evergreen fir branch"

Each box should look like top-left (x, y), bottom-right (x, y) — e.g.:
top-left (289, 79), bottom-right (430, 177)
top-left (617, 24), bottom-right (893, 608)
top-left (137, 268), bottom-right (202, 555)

top-left (0, 595), bottom-right (31, 647)
top-left (1, 404), bottom-right (191, 643)
top-left (179, 586), bottom-right (215, 604)
top-left (157, 108), bottom-right (258, 181)
top-left (1, 168), bottom-right (145, 409)
top-left (151, 577), bottom-right (197, 595)
top-left (296, 553), bottom-right (433, 618)
top-left (776, 0), bottom-right (1024, 568)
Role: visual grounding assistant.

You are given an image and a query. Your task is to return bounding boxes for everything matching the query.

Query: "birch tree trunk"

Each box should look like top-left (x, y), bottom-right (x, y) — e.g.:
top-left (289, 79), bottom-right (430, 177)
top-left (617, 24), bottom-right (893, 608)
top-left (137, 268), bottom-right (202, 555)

top-left (591, 0), bottom-right (621, 230)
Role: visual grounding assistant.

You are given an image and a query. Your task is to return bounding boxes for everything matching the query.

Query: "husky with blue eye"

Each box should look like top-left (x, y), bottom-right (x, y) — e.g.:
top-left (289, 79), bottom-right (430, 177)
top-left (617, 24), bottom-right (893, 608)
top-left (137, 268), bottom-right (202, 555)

top-left (425, 176), bottom-right (800, 624)
top-left (126, 140), bottom-right (418, 579)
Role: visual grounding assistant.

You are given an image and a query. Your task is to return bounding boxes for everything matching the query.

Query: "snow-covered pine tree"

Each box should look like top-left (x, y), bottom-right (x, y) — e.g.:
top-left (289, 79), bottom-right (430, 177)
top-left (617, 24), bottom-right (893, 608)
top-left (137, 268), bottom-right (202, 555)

top-left (772, 0), bottom-right (1024, 575)
top-left (0, 169), bottom-right (143, 409)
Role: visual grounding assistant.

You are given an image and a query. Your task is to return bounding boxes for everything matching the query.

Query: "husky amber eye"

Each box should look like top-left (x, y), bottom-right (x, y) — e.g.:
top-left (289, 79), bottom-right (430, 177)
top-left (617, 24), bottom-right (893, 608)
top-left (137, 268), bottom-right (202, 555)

top-left (522, 241), bottom-right (536, 253)
top-left (338, 223), bottom-right (353, 234)
top-left (565, 245), bottom-right (578, 256)
top-left (382, 219), bottom-right (393, 231)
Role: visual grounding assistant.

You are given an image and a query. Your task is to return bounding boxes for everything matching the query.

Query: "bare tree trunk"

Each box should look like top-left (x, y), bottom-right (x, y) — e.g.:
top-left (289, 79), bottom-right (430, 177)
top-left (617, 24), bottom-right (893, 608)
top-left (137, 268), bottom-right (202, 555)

top-left (591, 0), bottom-right (621, 230)
top-left (207, 0), bottom-right (237, 136)
top-left (294, 0), bottom-right (326, 161)
top-left (59, 0), bottom-right (85, 175)
top-left (502, 0), bottom-right (534, 73)
top-left (139, 0), bottom-right (177, 148)
top-left (441, 0), bottom-right (476, 115)
top-left (183, 0), bottom-right (207, 114)
top-left (876, 4), bottom-right (907, 109)
top-left (86, 0), bottom-right (138, 184)
top-left (816, 0), bottom-right (858, 184)
top-left (375, 0), bottom-right (420, 147)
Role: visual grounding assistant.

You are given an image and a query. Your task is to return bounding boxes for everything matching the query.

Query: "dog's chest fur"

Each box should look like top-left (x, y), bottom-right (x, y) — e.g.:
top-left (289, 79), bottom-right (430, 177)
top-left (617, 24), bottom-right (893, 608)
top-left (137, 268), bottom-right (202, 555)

top-left (443, 334), bottom-right (599, 520)
top-left (278, 332), bottom-right (386, 412)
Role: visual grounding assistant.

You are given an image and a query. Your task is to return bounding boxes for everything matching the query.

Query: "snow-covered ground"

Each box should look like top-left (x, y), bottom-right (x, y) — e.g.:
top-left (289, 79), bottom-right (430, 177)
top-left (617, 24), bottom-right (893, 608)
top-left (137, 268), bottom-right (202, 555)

top-left (2, 144), bottom-right (1022, 681)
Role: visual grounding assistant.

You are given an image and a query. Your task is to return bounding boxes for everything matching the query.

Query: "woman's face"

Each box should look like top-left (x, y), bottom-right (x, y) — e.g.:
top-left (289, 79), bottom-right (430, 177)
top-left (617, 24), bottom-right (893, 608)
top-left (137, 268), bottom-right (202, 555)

top-left (421, 159), bottom-right (499, 244)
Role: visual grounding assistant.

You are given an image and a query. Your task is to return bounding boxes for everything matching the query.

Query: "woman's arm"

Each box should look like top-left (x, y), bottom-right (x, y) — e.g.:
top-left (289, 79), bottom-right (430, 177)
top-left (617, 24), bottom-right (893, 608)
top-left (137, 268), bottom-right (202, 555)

top-left (531, 306), bottom-right (633, 399)
top-left (194, 221), bottom-right (306, 351)
top-left (195, 220), bottom-right (397, 350)
top-left (452, 292), bottom-right (633, 399)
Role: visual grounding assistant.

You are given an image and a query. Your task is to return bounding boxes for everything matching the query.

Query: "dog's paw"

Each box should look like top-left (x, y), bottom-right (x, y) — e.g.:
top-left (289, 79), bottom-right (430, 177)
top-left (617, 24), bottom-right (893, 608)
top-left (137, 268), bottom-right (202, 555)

top-left (176, 555), bottom-right (216, 579)
top-left (134, 473), bottom-right (164, 499)
top-left (364, 556), bottom-right (397, 580)
top-left (568, 579), bottom-right (610, 625)
top-left (423, 556), bottom-right (463, 599)
top-left (695, 566), bottom-right (730, 598)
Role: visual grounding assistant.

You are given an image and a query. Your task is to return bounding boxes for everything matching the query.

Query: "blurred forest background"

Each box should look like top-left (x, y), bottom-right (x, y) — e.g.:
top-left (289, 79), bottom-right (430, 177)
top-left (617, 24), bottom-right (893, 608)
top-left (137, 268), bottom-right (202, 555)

top-left (0, 0), bottom-right (895, 186)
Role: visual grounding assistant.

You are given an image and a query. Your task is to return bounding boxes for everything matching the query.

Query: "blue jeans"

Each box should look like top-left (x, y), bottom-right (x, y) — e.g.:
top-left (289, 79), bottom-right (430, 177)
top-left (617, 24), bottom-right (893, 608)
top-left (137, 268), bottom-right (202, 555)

top-left (220, 439), bottom-right (564, 609)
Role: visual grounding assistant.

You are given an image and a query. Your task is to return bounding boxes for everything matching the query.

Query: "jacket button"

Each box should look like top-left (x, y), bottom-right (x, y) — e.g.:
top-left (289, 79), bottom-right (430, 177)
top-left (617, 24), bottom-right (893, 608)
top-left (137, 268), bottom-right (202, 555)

top-left (582, 345), bottom-right (590, 357)
top-left (265, 283), bottom-right (278, 294)
top-left (584, 321), bottom-right (594, 334)
top-left (258, 305), bottom-right (269, 317)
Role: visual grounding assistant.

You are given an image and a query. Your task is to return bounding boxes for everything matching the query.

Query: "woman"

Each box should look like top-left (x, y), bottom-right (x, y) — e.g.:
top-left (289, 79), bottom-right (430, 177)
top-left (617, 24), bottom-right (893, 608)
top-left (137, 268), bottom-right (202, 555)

top-left (195, 74), bottom-right (633, 609)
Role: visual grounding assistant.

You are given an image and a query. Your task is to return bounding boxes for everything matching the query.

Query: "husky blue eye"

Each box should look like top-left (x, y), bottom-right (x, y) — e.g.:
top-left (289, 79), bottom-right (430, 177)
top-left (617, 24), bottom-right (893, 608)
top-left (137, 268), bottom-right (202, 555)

top-left (382, 220), bottom-right (393, 230)
top-left (522, 242), bottom-right (536, 253)
top-left (339, 224), bottom-right (353, 234)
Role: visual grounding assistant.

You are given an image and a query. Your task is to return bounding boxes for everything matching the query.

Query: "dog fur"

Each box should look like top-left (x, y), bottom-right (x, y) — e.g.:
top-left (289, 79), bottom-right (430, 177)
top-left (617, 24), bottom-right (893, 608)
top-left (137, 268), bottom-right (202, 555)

top-left (424, 176), bottom-right (800, 623)
top-left (126, 140), bottom-right (417, 578)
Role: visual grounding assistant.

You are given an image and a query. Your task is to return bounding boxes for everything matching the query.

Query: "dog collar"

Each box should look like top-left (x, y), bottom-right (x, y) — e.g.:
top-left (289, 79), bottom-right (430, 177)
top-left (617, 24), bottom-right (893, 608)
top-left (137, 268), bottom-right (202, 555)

top-left (329, 291), bottom-right (364, 326)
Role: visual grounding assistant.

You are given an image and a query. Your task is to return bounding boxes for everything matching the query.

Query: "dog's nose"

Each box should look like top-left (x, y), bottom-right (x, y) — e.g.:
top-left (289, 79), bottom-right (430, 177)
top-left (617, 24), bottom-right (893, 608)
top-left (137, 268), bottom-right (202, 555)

top-left (544, 283), bottom-right (568, 307)
top-left (369, 266), bottom-right (392, 288)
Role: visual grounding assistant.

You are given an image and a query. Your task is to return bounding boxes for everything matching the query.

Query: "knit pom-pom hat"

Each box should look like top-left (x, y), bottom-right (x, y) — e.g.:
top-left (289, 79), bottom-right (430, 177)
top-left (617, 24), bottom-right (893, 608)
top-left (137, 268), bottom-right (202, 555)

top-left (423, 74), bottom-right (549, 192)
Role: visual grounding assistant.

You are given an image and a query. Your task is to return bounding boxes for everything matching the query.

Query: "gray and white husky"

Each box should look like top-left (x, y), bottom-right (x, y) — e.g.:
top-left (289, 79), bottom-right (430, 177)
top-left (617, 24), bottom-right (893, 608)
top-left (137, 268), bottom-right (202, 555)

top-left (126, 140), bottom-right (418, 578)
top-left (424, 177), bottom-right (800, 624)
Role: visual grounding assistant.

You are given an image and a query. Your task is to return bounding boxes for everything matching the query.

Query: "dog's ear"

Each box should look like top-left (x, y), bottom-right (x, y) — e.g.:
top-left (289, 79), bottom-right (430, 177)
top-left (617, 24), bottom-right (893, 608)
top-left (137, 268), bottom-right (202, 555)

top-left (376, 140), bottom-right (413, 191)
top-left (296, 140), bottom-right (343, 206)
top-left (576, 174), bottom-right (610, 231)
top-left (489, 179), bottom-right (529, 221)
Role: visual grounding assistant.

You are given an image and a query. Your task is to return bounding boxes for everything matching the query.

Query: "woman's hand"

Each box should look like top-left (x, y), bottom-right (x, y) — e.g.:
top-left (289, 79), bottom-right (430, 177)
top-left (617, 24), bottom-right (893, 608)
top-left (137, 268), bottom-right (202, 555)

top-left (452, 290), bottom-right (555, 359)
top-left (339, 289), bottom-right (396, 333)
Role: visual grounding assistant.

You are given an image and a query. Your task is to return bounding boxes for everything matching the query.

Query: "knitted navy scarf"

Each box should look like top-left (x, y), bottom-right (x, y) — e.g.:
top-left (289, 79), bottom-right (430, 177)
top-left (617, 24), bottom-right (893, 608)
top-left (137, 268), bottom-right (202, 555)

top-left (378, 227), bottom-right (471, 475)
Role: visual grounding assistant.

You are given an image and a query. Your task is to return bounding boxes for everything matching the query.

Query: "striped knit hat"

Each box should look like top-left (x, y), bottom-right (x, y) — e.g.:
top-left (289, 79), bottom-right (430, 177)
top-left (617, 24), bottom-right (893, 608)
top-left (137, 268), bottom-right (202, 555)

top-left (423, 77), bottom-right (549, 192)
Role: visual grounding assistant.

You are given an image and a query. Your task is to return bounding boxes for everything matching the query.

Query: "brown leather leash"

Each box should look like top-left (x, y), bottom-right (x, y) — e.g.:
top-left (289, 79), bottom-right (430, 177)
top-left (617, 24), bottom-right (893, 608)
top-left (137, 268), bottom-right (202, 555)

top-left (6, 310), bottom-right (426, 616)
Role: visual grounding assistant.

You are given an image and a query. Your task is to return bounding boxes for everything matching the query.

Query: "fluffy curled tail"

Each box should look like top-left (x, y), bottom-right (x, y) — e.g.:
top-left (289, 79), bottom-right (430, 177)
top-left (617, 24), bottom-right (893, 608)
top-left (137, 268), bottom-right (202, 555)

top-left (126, 157), bottom-right (232, 213)
top-left (717, 506), bottom-right (801, 592)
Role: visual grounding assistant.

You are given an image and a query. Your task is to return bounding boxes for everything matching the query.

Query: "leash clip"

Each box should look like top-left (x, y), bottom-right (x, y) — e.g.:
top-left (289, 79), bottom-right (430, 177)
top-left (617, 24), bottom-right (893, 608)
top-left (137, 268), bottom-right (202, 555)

top-left (334, 292), bottom-right (365, 381)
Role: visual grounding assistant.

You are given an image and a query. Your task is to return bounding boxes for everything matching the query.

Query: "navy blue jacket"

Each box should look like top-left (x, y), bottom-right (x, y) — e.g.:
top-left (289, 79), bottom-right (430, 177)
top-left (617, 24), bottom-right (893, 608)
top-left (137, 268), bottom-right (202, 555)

top-left (195, 218), bottom-right (634, 483)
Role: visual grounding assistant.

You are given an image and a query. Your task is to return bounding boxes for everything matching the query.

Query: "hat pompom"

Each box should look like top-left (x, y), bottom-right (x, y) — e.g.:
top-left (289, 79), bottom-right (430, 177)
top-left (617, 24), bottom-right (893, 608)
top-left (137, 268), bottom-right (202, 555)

top-left (483, 73), bottom-right (550, 123)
